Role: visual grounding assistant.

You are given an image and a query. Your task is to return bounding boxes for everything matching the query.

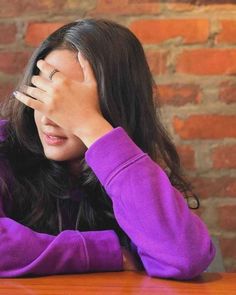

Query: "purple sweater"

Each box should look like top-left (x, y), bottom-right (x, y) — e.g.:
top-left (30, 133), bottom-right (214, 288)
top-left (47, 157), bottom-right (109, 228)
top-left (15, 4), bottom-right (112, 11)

top-left (0, 120), bottom-right (215, 279)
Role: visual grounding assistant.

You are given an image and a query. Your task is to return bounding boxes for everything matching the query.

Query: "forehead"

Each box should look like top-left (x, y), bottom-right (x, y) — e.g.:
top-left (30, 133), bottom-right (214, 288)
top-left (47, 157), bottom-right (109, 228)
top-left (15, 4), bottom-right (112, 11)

top-left (42, 49), bottom-right (83, 81)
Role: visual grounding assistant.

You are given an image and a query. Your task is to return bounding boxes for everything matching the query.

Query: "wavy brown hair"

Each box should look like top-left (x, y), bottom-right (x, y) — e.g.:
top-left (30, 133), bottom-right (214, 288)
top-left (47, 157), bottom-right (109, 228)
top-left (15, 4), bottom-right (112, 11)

top-left (0, 19), bottom-right (199, 243)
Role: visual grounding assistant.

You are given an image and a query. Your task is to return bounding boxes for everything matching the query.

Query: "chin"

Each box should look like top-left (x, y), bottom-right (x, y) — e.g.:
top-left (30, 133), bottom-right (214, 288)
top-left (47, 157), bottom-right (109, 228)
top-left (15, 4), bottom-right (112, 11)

top-left (45, 155), bottom-right (66, 161)
top-left (43, 151), bottom-right (68, 162)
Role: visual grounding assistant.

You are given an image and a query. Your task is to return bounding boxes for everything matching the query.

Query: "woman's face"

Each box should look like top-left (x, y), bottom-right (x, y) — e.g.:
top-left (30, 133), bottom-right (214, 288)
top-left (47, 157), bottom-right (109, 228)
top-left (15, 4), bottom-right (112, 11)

top-left (34, 49), bottom-right (87, 163)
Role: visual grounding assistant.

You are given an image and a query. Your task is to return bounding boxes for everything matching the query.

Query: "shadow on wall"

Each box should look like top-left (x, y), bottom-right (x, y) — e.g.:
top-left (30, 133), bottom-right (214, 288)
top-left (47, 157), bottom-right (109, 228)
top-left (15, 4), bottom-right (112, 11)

top-left (206, 237), bottom-right (225, 272)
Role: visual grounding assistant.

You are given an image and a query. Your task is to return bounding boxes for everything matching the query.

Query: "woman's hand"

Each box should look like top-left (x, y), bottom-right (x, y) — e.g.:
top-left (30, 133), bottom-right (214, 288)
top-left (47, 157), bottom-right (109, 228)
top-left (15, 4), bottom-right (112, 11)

top-left (14, 52), bottom-right (113, 147)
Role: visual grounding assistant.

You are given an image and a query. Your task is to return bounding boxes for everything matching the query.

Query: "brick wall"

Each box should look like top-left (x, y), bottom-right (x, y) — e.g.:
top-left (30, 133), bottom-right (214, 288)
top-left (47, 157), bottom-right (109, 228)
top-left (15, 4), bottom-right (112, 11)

top-left (0, 0), bottom-right (236, 272)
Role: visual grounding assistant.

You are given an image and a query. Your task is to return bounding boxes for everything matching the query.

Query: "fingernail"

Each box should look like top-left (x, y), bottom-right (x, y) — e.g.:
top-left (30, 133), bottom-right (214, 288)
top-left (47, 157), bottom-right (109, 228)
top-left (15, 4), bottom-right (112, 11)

top-left (13, 91), bottom-right (18, 96)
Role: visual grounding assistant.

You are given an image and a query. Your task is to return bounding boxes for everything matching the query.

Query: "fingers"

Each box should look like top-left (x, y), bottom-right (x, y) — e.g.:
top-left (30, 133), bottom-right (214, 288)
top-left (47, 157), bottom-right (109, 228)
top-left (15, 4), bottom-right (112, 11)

top-left (78, 51), bottom-right (96, 83)
top-left (31, 75), bottom-right (52, 92)
top-left (37, 60), bottom-right (64, 82)
top-left (22, 86), bottom-right (49, 102)
top-left (14, 91), bottom-right (44, 112)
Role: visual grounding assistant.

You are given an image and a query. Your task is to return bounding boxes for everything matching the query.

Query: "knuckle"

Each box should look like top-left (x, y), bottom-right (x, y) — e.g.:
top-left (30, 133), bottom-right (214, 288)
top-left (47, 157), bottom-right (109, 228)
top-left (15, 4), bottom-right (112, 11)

top-left (52, 77), bottom-right (68, 91)
top-left (41, 63), bottom-right (47, 72)
top-left (51, 85), bottom-right (59, 96)
top-left (28, 87), bottom-right (35, 97)
top-left (27, 99), bottom-right (34, 108)
top-left (59, 76), bottom-right (68, 85)
top-left (53, 83), bottom-right (60, 91)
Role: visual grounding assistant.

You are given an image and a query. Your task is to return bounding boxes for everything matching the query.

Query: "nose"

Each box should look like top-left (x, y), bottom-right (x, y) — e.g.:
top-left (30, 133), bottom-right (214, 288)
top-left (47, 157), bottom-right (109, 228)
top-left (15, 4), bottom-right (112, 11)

top-left (41, 115), bottom-right (57, 126)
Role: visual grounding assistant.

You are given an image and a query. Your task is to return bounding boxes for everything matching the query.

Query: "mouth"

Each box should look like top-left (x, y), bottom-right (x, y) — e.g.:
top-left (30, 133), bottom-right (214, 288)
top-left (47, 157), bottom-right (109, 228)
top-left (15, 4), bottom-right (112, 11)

top-left (43, 133), bottom-right (68, 146)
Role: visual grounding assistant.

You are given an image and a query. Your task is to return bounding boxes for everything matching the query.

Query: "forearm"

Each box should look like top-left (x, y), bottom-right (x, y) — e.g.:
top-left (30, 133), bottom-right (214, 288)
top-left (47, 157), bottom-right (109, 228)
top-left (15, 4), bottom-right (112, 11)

top-left (85, 127), bottom-right (216, 279)
top-left (0, 217), bottom-right (123, 277)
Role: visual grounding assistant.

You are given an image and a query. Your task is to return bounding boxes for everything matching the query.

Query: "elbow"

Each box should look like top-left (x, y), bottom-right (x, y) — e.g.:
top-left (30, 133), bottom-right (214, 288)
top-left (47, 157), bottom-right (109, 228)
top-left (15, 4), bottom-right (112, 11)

top-left (174, 249), bottom-right (216, 280)
top-left (142, 241), bottom-right (216, 280)
top-left (184, 239), bottom-right (216, 280)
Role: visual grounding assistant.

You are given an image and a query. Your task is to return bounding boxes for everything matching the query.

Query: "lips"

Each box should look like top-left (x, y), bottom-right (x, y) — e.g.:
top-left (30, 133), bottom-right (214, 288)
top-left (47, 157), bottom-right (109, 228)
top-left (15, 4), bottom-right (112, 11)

top-left (43, 132), bottom-right (67, 146)
top-left (43, 132), bottom-right (67, 139)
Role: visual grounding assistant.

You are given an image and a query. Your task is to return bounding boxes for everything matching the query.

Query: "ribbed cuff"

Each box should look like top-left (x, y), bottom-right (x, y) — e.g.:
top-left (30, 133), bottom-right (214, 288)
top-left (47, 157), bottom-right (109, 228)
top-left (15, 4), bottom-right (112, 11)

top-left (85, 127), bottom-right (144, 187)
top-left (81, 230), bottom-right (123, 272)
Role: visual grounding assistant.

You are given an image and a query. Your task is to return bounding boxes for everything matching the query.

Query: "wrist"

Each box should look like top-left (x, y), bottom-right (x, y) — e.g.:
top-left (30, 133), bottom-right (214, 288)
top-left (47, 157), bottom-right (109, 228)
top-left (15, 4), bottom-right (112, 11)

top-left (74, 116), bottom-right (114, 148)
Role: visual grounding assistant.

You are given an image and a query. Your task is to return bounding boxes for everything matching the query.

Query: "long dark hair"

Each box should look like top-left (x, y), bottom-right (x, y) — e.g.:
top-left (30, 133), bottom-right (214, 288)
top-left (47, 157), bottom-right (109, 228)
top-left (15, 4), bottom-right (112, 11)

top-left (0, 19), bottom-right (198, 241)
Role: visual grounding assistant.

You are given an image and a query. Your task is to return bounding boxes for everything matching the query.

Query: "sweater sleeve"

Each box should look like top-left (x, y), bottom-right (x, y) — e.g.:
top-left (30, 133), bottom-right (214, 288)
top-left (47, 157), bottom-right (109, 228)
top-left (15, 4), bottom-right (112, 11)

top-left (85, 127), bottom-right (216, 280)
top-left (0, 164), bottom-right (123, 278)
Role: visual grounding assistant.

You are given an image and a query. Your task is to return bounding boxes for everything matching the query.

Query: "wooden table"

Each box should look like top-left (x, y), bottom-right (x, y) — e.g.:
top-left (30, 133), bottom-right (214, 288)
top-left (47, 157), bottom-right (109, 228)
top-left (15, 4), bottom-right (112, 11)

top-left (0, 271), bottom-right (235, 295)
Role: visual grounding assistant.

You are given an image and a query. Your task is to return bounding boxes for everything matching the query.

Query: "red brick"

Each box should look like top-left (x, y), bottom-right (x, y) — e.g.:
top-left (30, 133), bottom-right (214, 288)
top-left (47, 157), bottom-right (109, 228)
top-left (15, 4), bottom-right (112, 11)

top-left (173, 115), bottom-right (236, 139)
top-left (0, 82), bottom-right (15, 100)
top-left (220, 238), bottom-right (236, 260)
top-left (219, 82), bottom-right (236, 104)
top-left (158, 84), bottom-right (201, 106)
top-left (25, 22), bottom-right (65, 46)
top-left (145, 50), bottom-right (167, 75)
top-left (213, 145), bottom-right (236, 169)
top-left (205, 4), bottom-right (236, 12)
top-left (217, 20), bottom-right (236, 44)
top-left (203, 3), bottom-right (236, 10)
top-left (0, 0), bottom-right (66, 18)
top-left (130, 19), bottom-right (209, 44)
top-left (218, 205), bottom-right (236, 231)
top-left (190, 177), bottom-right (236, 198)
top-left (92, 0), bottom-right (160, 15)
top-left (166, 3), bottom-right (194, 11)
top-left (176, 49), bottom-right (236, 75)
top-left (0, 24), bottom-right (17, 44)
top-left (177, 145), bottom-right (195, 170)
top-left (0, 52), bottom-right (31, 75)
top-left (194, 207), bottom-right (204, 219)
top-left (226, 264), bottom-right (236, 272)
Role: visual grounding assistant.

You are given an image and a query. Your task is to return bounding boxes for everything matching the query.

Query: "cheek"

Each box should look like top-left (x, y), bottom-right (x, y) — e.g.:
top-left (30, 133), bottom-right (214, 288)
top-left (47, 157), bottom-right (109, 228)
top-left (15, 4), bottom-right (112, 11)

top-left (34, 110), bottom-right (42, 130)
top-left (68, 138), bottom-right (87, 157)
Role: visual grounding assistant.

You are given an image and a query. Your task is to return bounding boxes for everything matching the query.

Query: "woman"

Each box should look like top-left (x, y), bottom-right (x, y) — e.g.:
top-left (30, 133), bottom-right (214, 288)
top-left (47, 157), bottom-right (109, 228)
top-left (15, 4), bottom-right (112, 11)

top-left (0, 18), bottom-right (215, 279)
